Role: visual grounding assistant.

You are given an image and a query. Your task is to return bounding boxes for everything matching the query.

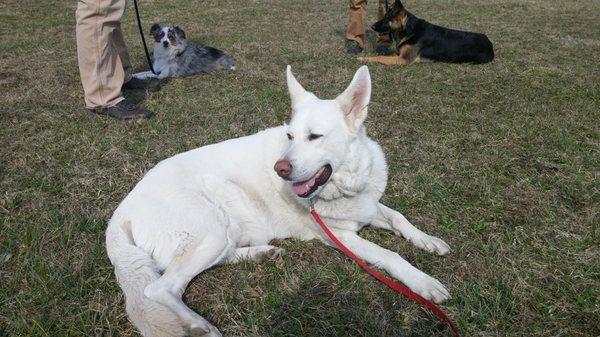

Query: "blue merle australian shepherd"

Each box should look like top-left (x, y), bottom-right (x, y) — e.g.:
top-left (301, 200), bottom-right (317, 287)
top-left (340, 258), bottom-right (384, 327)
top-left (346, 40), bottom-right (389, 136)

top-left (135, 23), bottom-right (235, 79)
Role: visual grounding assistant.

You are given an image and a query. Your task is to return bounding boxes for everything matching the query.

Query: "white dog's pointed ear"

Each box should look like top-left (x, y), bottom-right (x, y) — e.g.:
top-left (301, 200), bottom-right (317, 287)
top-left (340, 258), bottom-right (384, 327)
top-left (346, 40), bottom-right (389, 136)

top-left (336, 66), bottom-right (371, 133)
top-left (286, 65), bottom-right (309, 107)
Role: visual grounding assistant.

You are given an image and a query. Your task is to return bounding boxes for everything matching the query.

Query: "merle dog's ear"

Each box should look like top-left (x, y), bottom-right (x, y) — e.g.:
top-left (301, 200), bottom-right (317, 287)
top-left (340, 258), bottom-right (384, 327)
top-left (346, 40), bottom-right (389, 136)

top-left (150, 23), bottom-right (161, 36)
top-left (174, 26), bottom-right (186, 39)
top-left (394, 0), bottom-right (404, 9)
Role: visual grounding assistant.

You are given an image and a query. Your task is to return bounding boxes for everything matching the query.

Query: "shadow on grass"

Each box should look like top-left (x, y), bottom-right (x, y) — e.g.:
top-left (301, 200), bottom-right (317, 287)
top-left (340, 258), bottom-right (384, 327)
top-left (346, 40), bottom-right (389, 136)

top-left (123, 69), bottom-right (172, 106)
top-left (267, 277), bottom-right (448, 337)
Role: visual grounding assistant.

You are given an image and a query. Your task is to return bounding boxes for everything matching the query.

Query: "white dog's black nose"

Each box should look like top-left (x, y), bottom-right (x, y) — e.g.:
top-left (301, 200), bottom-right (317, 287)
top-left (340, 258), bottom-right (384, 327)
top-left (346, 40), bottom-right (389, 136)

top-left (163, 41), bottom-right (169, 48)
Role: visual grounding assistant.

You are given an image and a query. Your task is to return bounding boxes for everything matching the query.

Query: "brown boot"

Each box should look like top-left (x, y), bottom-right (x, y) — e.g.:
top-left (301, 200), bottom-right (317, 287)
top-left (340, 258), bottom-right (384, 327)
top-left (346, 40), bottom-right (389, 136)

top-left (88, 100), bottom-right (154, 120)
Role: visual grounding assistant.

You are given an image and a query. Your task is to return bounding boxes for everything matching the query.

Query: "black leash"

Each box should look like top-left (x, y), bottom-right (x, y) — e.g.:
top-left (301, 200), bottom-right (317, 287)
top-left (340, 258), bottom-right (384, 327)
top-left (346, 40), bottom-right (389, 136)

top-left (132, 0), bottom-right (156, 75)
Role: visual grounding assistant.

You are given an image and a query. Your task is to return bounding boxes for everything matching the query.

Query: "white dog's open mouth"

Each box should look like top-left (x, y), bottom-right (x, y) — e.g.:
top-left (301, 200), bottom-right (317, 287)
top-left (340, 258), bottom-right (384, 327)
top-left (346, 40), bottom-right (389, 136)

top-left (291, 164), bottom-right (332, 198)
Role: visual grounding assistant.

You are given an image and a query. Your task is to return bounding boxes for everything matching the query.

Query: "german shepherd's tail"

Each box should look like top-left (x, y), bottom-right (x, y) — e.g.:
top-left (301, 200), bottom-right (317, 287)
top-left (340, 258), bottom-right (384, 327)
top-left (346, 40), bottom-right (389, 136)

top-left (106, 220), bottom-right (186, 337)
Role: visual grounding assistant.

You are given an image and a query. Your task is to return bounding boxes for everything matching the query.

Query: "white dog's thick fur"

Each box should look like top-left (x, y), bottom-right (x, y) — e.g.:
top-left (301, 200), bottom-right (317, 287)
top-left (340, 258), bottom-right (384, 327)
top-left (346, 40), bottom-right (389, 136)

top-left (106, 66), bottom-right (451, 337)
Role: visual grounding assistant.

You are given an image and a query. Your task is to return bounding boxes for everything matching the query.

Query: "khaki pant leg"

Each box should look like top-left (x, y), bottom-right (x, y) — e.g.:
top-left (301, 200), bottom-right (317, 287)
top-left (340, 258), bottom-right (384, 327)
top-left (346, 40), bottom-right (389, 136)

top-left (376, 0), bottom-right (391, 45)
top-left (113, 25), bottom-right (133, 83)
top-left (346, 0), bottom-right (367, 49)
top-left (76, 0), bottom-right (127, 108)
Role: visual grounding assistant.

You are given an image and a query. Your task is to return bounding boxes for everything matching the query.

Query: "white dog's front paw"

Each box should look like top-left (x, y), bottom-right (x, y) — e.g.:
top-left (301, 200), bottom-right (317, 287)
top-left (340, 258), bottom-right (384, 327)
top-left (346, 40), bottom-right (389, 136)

top-left (411, 234), bottom-right (450, 256)
top-left (406, 273), bottom-right (451, 304)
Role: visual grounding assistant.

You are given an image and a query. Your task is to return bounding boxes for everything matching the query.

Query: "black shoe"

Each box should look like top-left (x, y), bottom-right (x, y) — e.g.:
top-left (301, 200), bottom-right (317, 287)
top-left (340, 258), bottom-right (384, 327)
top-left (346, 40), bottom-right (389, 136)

top-left (376, 44), bottom-right (393, 56)
top-left (346, 41), bottom-right (363, 55)
top-left (88, 100), bottom-right (154, 120)
top-left (123, 77), bottom-right (160, 92)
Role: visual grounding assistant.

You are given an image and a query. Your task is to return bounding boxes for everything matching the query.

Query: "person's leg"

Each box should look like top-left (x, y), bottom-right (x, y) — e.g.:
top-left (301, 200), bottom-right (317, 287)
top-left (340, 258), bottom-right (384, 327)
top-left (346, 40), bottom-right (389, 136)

top-left (76, 0), bottom-right (128, 109)
top-left (115, 7), bottom-right (163, 91)
top-left (76, 0), bottom-right (155, 119)
top-left (346, 0), bottom-right (367, 52)
top-left (112, 24), bottom-right (133, 84)
top-left (112, 18), bottom-right (161, 91)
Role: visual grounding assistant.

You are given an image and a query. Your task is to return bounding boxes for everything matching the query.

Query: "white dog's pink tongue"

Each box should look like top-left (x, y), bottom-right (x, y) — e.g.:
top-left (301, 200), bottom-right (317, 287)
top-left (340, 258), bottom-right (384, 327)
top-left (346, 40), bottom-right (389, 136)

top-left (292, 175), bottom-right (317, 196)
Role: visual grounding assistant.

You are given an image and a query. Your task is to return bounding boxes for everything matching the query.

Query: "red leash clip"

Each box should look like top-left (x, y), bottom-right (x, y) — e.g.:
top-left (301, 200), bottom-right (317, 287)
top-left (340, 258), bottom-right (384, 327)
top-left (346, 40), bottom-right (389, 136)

top-left (308, 199), bottom-right (461, 337)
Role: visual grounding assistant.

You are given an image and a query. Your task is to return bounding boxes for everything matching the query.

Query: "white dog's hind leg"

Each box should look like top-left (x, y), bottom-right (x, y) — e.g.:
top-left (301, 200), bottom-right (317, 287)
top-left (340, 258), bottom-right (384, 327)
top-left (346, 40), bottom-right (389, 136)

top-left (371, 203), bottom-right (450, 255)
top-left (328, 229), bottom-right (451, 303)
top-left (144, 233), bottom-right (232, 337)
top-left (222, 245), bottom-right (284, 264)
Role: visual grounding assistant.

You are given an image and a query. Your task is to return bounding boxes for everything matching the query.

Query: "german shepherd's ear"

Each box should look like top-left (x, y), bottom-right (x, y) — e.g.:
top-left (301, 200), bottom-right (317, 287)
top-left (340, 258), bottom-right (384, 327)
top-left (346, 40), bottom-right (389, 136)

top-left (391, 1), bottom-right (408, 29)
top-left (373, 0), bottom-right (405, 32)
top-left (336, 66), bottom-right (371, 133)
top-left (150, 23), bottom-right (162, 37)
top-left (173, 26), bottom-right (186, 39)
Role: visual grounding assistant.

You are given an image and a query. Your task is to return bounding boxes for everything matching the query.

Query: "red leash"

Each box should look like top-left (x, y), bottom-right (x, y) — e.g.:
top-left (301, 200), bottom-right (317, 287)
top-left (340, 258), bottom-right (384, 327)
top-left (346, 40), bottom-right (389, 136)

top-left (309, 207), bottom-right (461, 337)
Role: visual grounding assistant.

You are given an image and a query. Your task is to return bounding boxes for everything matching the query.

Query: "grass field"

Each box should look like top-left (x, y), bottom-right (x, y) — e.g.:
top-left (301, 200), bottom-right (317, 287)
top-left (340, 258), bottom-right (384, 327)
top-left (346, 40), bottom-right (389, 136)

top-left (1, 0), bottom-right (599, 336)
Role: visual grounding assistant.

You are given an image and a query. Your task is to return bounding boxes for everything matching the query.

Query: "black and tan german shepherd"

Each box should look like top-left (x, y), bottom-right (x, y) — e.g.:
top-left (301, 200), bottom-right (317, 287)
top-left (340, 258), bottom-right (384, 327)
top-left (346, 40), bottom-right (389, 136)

top-left (359, 0), bottom-right (494, 65)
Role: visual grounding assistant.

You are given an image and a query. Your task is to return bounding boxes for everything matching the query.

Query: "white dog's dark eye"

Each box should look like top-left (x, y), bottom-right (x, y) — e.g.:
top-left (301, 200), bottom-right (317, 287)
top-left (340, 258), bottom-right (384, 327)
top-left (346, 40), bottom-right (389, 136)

top-left (286, 133), bottom-right (293, 140)
top-left (308, 133), bottom-right (322, 141)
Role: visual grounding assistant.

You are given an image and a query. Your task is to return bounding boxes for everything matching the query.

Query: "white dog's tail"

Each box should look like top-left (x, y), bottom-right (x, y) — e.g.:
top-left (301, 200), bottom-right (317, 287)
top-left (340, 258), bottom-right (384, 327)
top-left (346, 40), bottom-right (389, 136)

top-left (106, 220), bottom-right (186, 337)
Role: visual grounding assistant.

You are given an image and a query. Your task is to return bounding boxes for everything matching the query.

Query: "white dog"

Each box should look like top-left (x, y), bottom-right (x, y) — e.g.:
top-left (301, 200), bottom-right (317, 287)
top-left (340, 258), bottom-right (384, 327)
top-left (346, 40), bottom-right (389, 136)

top-left (106, 66), bottom-right (451, 337)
